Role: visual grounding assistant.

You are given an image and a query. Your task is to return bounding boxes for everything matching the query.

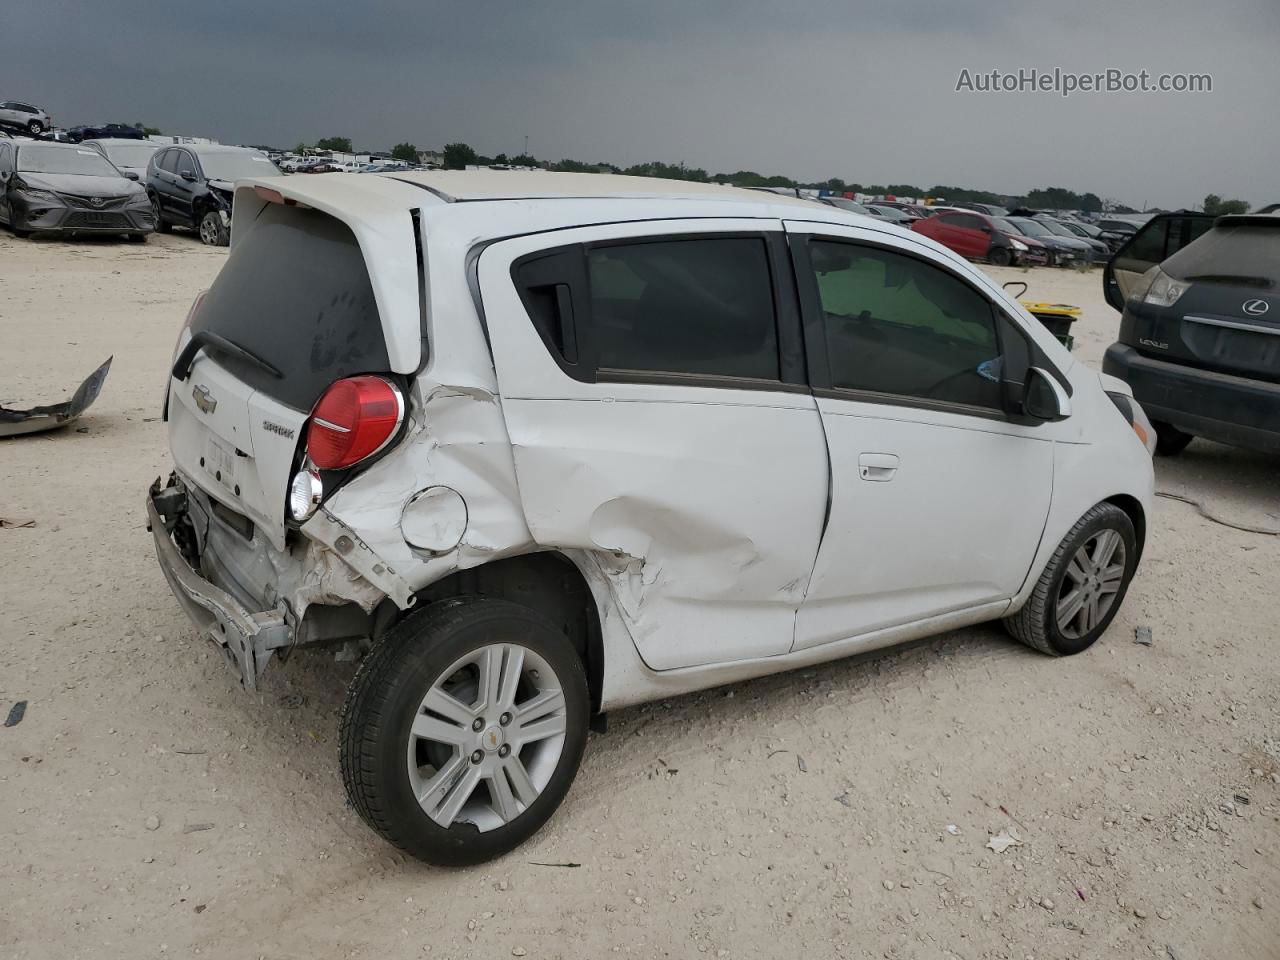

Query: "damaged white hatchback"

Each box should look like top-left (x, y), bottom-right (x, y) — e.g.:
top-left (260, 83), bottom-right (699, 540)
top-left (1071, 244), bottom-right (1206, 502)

top-left (148, 172), bottom-right (1156, 865)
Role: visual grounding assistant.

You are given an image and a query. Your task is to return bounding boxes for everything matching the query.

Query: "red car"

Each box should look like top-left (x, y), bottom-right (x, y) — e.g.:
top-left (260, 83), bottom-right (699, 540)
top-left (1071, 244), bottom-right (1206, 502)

top-left (912, 210), bottom-right (1049, 266)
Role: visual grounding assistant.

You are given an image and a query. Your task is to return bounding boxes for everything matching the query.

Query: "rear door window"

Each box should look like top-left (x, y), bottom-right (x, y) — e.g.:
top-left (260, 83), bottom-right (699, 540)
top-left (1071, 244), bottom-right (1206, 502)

top-left (806, 240), bottom-right (1002, 410)
top-left (586, 237), bottom-right (780, 381)
top-left (189, 203), bottom-right (390, 411)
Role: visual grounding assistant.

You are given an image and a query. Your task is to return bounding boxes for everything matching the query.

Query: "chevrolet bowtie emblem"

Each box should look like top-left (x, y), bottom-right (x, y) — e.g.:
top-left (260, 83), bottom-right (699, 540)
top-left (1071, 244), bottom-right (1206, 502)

top-left (192, 384), bottom-right (217, 414)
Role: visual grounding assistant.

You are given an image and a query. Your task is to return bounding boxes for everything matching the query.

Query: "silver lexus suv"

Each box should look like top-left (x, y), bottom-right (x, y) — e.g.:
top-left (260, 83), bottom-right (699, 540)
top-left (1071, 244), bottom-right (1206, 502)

top-left (148, 171), bottom-right (1155, 865)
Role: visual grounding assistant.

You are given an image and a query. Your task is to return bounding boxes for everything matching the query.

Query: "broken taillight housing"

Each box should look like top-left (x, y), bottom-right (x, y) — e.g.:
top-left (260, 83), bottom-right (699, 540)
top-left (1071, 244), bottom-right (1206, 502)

top-left (306, 376), bottom-right (404, 470)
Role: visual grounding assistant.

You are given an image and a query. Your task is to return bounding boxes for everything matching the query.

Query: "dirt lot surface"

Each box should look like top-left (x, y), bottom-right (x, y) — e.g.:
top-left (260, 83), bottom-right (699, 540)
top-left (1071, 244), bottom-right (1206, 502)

top-left (3, 231), bottom-right (1279, 960)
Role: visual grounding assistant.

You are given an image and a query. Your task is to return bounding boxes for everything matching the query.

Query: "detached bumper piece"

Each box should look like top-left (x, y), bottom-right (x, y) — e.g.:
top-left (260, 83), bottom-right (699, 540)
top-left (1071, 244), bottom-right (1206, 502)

top-left (147, 477), bottom-right (292, 689)
top-left (0, 357), bottom-right (112, 438)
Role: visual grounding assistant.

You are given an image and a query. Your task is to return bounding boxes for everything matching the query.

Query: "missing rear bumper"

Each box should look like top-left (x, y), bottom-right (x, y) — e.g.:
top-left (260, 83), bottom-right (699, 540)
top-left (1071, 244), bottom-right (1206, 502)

top-left (147, 477), bottom-right (292, 689)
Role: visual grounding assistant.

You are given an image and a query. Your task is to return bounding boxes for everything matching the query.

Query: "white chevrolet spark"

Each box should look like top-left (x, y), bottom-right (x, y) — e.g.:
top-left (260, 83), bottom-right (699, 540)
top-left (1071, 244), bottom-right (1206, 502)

top-left (148, 172), bottom-right (1155, 864)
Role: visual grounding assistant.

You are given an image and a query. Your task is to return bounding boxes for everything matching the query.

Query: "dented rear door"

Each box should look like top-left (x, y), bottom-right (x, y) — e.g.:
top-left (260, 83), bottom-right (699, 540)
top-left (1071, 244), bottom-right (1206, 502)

top-left (478, 219), bottom-right (829, 671)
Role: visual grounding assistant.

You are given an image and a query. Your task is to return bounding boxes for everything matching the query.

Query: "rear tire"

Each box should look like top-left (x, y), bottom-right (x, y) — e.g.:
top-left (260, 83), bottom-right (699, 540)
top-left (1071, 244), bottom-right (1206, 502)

top-left (198, 209), bottom-right (229, 246)
top-left (1152, 420), bottom-right (1193, 456)
top-left (1004, 503), bottom-right (1138, 657)
top-left (27, 120), bottom-right (44, 136)
top-left (340, 598), bottom-right (590, 866)
top-left (150, 194), bottom-right (171, 233)
top-left (989, 246), bottom-right (1013, 267)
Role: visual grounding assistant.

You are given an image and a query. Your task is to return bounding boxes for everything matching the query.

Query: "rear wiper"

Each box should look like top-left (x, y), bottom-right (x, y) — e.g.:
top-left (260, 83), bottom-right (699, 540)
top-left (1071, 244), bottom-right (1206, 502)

top-left (171, 330), bottom-right (283, 382)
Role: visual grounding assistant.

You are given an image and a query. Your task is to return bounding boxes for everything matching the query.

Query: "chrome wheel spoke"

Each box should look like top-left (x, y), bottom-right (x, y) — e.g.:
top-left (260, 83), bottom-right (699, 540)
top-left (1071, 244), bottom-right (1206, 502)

top-left (487, 767), bottom-right (520, 823)
top-left (417, 752), bottom-right (465, 804)
top-left (496, 645), bottom-right (525, 710)
top-left (1092, 530), bottom-right (1121, 569)
top-left (1056, 587), bottom-right (1087, 632)
top-left (504, 755), bottom-right (540, 806)
top-left (516, 711), bottom-right (566, 745)
top-left (423, 685), bottom-right (476, 726)
top-left (411, 712), bottom-right (470, 748)
top-left (429, 765), bottom-right (482, 827)
top-left (1065, 551), bottom-right (1091, 586)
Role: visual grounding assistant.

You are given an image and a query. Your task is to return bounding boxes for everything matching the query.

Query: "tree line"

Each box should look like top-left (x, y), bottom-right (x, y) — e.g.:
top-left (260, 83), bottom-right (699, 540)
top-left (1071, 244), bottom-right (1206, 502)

top-left (295, 137), bottom-right (1252, 214)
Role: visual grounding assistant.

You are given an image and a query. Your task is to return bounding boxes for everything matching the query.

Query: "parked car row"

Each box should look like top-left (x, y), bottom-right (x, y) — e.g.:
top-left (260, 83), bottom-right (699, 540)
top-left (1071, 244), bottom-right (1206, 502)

top-left (0, 140), bottom-right (153, 239)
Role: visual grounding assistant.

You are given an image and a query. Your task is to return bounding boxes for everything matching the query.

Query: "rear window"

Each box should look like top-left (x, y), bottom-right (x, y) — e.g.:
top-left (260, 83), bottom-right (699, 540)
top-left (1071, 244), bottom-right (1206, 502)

top-left (190, 203), bottom-right (389, 411)
top-left (1162, 223), bottom-right (1280, 289)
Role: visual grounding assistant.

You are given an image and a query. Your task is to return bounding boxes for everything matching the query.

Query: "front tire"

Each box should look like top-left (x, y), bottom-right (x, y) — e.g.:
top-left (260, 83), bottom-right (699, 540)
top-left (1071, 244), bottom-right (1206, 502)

top-left (198, 209), bottom-right (229, 246)
top-left (340, 598), bottom-right (590, 866)
top-left (1152, 420), bottom-right (1193, 456)
top-left (989, 246), bottom-right (1013, 267)
top-left (27, 120), bottom-right (44, 136)
top-left (1004, 503), bottom-right (1138, 656)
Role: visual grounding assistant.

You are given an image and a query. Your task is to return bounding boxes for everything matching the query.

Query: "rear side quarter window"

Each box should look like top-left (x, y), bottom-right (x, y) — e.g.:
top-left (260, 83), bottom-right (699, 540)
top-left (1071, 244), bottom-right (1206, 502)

top-left (511, 234), bottom-right (786, 386)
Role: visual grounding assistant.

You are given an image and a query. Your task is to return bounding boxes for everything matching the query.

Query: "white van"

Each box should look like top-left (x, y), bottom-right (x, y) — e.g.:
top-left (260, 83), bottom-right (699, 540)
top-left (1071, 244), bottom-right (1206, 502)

top-left (148, 172), bottom-right (1155, 864)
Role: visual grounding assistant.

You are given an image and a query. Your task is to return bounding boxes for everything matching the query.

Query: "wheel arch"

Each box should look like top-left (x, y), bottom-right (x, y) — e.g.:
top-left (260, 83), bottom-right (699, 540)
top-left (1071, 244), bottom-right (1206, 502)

top-left (408, 550), bottom-right (605, 714)
top-left (1103, 492), bottom-right (1146, 562)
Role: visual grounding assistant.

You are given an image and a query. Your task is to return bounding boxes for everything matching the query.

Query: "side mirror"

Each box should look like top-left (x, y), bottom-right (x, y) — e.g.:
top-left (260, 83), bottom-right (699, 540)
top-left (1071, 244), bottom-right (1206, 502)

top-left (124, 170), bottom-right (139, 181)
top-left (1023, 367), bottom-right (1071, 421)
top-left (180, 170), bottom-right (197, 182)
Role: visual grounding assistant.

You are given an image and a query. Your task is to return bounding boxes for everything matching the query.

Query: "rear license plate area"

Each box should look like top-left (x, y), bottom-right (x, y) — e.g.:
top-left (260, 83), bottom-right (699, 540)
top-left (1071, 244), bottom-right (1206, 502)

top-left (204, 436), bottom-right (238, 489)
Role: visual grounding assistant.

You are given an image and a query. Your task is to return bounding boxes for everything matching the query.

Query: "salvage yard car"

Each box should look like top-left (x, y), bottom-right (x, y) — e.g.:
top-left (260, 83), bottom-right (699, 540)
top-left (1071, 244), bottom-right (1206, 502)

top-left (0, 140), bottom-right (154, 239)
top-left (82, 137), bottom-right (161, 180)
top-left (146, 144), bottom-right (282, 245)
top-left (1103, 211), bottom-right (1279, 454)
top-left (148, 172), bottom-right (1157, 865)
top-left (0, 99), bottom-right (53, 136)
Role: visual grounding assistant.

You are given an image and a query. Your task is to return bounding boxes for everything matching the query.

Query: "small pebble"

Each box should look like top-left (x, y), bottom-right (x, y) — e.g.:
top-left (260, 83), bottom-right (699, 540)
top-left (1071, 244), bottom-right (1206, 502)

top-left (1040, 897), bottom-right (1055, 912)
top-left (512, 949), bottom-right (527, 958)
top-left (882, 880), bottom-right (895, 891)
top-left (1134, 908), bottom-right (1149, 919)
top-left (145, 816), bottom-right (160, 831)
top-left (1253, 896), bottom-right (1263, 910)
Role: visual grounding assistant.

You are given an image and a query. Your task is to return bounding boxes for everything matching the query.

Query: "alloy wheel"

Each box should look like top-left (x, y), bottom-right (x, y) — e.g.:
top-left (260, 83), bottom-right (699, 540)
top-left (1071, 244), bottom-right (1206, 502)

top-left (1055, 529), bottom-right (1127, 639)
top-left (406, 642), bottom-right (568, 832)
top-left (199, 213), bottom-right (220, 245)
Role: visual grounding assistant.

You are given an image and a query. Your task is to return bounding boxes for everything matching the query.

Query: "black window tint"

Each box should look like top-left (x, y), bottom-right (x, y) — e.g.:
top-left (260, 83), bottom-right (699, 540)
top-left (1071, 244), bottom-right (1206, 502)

top-left (190, 203), bottom-right (389, 411)
top-left (956, 215), bottom-right (986, 230)
top-left (808, 240), bottom-right (1002, 409)
top-left (159, 149), bottom-right (179, 173)
top-left (586, 237), bottom-right (779, 380)
top-left (514, 247), bottom-right (584, 366)
top-left (1124, 221), bottom-right (1169, 263)
top-left (0, 145), bottom-right (12, 174)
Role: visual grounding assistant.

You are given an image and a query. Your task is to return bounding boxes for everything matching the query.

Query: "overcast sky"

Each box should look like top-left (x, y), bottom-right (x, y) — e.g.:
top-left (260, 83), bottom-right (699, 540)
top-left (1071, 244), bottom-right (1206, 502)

top-left (10, 0), bottom-right (1278, 208)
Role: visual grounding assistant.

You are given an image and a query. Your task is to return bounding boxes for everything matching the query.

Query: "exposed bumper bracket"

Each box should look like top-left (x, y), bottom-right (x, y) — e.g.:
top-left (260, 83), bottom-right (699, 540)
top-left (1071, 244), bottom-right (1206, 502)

top-left (147, 478), bottom-right (292, 690)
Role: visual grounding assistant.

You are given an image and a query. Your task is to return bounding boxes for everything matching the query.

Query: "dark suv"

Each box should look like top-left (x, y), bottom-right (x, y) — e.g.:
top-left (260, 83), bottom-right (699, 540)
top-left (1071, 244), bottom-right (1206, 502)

top-left (1102, 212), bottom-right (1280, 454)
top-left (146, 144), bottom-right (282, 245)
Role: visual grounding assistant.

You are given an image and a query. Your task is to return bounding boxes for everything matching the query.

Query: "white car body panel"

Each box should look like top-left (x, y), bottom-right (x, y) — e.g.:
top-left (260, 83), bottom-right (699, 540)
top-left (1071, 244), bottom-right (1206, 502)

top-left (158, 172), bottom-right (1154, 713)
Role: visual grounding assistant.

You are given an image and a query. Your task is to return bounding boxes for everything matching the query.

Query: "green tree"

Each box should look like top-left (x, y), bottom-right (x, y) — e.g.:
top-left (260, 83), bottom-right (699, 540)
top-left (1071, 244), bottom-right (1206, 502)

top-left (390, 142), bottom-right (418, 163)
top-left (1079, 192), bottom-right (1103, 214)
top-left (294, 142), bottom-right (310, 155)
top-left (316, 136), bottom-right (352, 152)
top-left (442, 142), bottom-right (478, 169)
top-left (1203, 193), bottom-right (1249, 215)
top-left (510, 153), bottom-right (539, 167)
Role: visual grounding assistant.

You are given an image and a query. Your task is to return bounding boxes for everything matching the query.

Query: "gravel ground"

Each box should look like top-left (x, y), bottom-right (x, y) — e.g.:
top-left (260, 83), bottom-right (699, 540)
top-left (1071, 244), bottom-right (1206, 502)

top-left (2, 230), bottom-right (1278, 960)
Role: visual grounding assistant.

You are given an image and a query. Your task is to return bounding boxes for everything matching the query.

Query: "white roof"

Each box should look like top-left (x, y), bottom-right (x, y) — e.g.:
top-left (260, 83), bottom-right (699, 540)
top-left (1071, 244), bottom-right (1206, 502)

top-left (381, 170), bottom-right (819, 207)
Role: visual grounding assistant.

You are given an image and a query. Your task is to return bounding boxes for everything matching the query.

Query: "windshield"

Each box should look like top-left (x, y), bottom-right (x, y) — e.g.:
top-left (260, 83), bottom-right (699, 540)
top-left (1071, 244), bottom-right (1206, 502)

top-left (870, 206), bottom-right (906, 218)
top-left (825, 198), bottom-right (871, 215)
top-left (100, 143), bottom-right (159, 167)
top-left (18, 145), bottom-right (121, 177)
top-left (197, 151), bottom-right (282, 181)
top-left (1038, 219), bottom-right (1076, 237)
top-left (1163, 223), bottom-right (1280, 289)
top-left (1009, 218), bottom-right (1052, 238)
top-left (981, 205), bottom-right (1009, 217)
top-left (991, 217), bottom-right (1020, 235)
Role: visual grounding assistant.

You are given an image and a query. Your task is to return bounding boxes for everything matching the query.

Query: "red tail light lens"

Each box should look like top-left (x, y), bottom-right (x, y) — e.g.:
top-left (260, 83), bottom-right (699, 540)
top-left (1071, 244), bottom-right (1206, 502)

top-left (306, 376), bottom-right (404, 470)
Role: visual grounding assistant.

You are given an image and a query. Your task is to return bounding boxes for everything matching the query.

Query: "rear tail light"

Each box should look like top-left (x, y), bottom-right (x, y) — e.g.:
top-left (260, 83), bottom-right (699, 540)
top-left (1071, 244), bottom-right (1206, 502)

top-left (306, 376), bottom-right (404, 470)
